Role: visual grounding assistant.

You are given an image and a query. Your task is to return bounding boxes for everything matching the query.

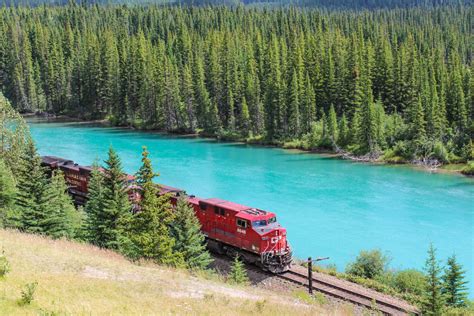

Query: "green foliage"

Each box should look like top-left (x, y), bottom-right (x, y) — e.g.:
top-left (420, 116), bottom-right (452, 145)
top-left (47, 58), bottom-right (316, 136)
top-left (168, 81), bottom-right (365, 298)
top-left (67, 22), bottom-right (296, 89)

top-left (228, 256), bottom-right (249, 285)
top-left (0, 92), bottom-right (30, 176)
top-left (40, 170), bottom-right (76, 239)
top-left (0, 158), bottom-right (17, 227)
top-left (0, 249), bottom-right (10, 279)
top-left (461, 161), bottom-right (474, 175)
top-left (346, 249), bottom-right (389, 279)
top-left (19, 281), bottom-right (38, 306)
top-left (394, 269), bottom-right (427, 296)
top-left (119, 147), bottom-right (180, 265)
top-left (15, 139), bottom-right (48, 233)
top-left (292, 289), bottom-right (326, 305)
top-left (432, 141), bottom-right (450, 164)
top-left (442, 254), bottom-right (468, 308)
top-left (170, 197), bottom-right (212, 270)
top-left (99, 147), bottom-right (131, 250)
top-left (84, 162), bottom-right (107, 245)
top-left (422, 244), bottom-right (445, 316)
top-left (0, 5), bottom-right (470, 163)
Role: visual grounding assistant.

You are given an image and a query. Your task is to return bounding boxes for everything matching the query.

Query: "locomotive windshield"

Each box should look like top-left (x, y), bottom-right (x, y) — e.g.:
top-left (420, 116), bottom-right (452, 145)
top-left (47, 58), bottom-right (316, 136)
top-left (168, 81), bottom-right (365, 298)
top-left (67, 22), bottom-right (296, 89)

top-left (268, 217), bottom-right (276, 224)
top-left (252, 220), bottom-right (267, 227)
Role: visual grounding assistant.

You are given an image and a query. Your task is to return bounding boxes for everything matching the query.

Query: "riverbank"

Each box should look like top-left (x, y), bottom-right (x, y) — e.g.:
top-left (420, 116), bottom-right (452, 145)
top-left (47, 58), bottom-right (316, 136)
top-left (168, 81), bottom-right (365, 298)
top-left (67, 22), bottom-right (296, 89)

top-left (26, 115), bottom-right (471, 178)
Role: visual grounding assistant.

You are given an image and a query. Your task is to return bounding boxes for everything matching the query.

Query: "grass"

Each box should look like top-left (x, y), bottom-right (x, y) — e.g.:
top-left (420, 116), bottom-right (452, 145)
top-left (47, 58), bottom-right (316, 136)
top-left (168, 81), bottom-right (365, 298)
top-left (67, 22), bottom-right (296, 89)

top-left (0, 229), bottom-right (350, 315)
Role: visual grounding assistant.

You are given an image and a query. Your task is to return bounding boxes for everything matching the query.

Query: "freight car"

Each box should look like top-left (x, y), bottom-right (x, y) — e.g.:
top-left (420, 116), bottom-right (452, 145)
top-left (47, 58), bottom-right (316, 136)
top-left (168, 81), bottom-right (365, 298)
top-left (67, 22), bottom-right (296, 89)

top-left (41, 156), bottom-right (292, 273)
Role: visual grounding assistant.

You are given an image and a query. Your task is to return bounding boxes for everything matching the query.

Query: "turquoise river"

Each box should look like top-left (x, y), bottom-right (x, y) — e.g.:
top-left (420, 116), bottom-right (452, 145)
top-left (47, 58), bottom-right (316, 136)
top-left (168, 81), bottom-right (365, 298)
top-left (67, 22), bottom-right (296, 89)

top-left (28, 119), bottom-right (474, 294)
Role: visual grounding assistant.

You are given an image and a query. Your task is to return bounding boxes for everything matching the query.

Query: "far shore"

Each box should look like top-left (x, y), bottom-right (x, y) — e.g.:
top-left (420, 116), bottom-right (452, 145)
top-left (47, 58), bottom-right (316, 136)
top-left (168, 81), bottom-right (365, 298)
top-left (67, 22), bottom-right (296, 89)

top-left (24, 114), bottom-right (471, 178)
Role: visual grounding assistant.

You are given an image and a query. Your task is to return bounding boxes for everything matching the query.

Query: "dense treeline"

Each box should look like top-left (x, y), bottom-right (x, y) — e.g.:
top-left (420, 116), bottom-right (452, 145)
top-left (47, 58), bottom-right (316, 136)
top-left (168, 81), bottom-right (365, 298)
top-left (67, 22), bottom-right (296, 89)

top-left (0, 5), bottom-right (472, 163)
top-left (1, 0), bottom-right (468, 9)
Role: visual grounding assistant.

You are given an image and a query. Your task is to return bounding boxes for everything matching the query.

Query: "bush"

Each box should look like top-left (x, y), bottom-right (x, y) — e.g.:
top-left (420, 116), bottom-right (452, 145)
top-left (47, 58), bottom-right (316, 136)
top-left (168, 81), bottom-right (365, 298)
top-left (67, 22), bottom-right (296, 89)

top-left (19, 281), bottom-right (38, 305)
top-left (0, 250), bottom-right (10, 279)
top-left (228, 256), bottom-right (249, 285)
top-left (432, 141), bottom-right (450, 164)
top-left (392, 141), bottom-right (413, 160)
top-left (394, 269), bottom-right (427, 296)
top-left (346, 249), bottom-right (389, 279)
top-left (461, 161), bottom-right (474, 176)
top-left (282, 139), bottom-right (307, 150)
top-left (381, 148), bottom-right (406, 163)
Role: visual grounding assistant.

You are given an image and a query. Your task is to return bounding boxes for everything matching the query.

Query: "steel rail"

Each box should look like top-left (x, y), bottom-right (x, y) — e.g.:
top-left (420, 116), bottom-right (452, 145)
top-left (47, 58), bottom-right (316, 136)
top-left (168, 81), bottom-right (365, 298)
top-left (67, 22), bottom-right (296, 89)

top-left (278, 269), bottom-right (419, 315)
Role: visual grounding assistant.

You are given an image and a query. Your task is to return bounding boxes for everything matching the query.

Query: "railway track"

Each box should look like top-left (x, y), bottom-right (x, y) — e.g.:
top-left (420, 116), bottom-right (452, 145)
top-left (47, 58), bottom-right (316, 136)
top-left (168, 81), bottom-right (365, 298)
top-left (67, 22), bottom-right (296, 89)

top-left (278, 268), bottom-right (419, 315)
top-left (211, 254), bottom-right (418, 315)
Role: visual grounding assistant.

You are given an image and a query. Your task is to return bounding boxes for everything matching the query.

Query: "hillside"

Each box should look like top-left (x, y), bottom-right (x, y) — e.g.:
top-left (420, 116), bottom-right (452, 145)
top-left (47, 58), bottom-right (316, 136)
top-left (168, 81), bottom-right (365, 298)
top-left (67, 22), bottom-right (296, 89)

top-left (0, 229), bottom-right (351, 315)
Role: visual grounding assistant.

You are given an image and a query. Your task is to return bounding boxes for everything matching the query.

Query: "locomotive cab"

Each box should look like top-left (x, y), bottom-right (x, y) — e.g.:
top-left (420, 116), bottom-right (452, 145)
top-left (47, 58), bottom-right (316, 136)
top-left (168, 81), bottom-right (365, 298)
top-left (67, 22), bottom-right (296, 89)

top-left (237, 209), bottom-right (291, 273)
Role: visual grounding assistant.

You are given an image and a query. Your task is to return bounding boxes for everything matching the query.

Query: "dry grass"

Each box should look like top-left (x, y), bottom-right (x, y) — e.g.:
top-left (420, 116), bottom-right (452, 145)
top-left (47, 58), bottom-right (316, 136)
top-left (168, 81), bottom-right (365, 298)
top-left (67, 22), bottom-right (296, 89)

top-left (0, 229), bottom-right (352, 315)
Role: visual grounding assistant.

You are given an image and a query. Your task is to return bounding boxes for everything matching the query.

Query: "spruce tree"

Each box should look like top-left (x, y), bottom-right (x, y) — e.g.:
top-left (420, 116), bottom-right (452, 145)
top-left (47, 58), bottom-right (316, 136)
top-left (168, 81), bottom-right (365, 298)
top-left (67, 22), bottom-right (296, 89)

top-left (422, 244), bottom-right (445, 316)
top-left (0, 158), bottom-right (17, 227)
top-left (101, 146), bottom-right (131, 250)
top-left (327, 104), bottom-right (338, 146)
top-left (40, 170), bottom-right (76, 239)
top-left (229, 256), bottom-right (249, 285)
top-left (240, 96), bottom-right (250, 137)
top-left (170, 196), bottom-right (212, 270)
top-left (84, 162), bottom-right (106, 245)
top-left (15, 139), bottom-right (47, 233)
top-left (442, 254), bottom-right (468, 308)
top-left (120, 147), bottom-right (179, 265)
top-left (337, 113), bottom-right (350, 148)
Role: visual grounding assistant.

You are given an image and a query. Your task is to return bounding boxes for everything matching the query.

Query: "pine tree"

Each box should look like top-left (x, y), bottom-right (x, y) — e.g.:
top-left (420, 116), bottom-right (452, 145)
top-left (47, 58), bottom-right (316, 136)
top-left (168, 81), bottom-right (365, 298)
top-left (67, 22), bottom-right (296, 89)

top-left (338, 113), bottom-right (350, 148)
top-left (40, 170), bottom-right (76, 239)
top-left (120, 147), bottom-right (179, 265)
top-left (170, 196), bottom-right (212, 270)
top-left (410, 97), bottom-right (427, 148)
top-left (100, 146), bottom-right (131, 250)
top-left (327, 104), bottom-right (338, 146)
top-left (84, 162), bottom-right (106, 244)
top-left (240, 96), bottom-right (251, 137)
top-left (0, 92), bottom-right (30, 176)
top-left (356, 91), bottom-right (378, 155)
top-left (422, 244), bottom-right (445, 316)
top-left (229, 256), bottom-right (249, 285)
top-left (301, 73), bottom-right (316, 134)
top-left (288, 71), bottom-right (300, 138)
top-left (0, 158), bottom-right (17, 227)
top-left (442, 254), bottom-right (468, 308)
top-left (15, 139), bottom-right (47, 233)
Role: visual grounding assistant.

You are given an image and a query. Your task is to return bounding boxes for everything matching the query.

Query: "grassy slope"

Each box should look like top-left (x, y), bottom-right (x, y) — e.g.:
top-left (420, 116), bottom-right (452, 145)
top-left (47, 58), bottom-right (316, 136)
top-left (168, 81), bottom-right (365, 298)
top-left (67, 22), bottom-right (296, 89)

top-left (0, 229), bottom-right (350, 315)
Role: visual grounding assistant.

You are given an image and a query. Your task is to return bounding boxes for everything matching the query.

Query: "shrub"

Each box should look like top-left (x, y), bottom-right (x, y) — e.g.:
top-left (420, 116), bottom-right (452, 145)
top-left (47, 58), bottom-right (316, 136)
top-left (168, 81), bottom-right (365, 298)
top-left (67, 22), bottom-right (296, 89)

top-left (381, 148), bottom-right (406, 163)
top-left (282, 139), bottom-right (306, 149)
top-left (19, 281), bottom-right (38, 305)
top-left (346, 249), bottom-right (389, 279)
top-left (432, 141), bottom-right (450, 164)
top-left (228, 256), bottom-right (249, 285)
top-left (394, 269), bottom-right (427, 296)
top-left (461, 161), bottom-right (474, 176)
top-left (0, 249), bottom-right (10, 279)
top-left (392, 141), bottom-right (413, 160)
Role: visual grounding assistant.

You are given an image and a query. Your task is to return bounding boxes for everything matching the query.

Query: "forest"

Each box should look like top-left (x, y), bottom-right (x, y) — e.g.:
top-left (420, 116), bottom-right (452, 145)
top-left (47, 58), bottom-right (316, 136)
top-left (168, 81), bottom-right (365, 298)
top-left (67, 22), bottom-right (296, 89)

top-left (0, 4), bottom-right (472, 164)
top-left (1, 0), bottom-right (469, 9)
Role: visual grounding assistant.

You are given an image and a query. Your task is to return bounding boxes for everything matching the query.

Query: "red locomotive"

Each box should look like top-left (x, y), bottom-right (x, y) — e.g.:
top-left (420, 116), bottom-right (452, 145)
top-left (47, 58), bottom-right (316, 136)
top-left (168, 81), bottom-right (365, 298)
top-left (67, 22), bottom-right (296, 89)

top-left (41, 156), bottom-right (292, 273)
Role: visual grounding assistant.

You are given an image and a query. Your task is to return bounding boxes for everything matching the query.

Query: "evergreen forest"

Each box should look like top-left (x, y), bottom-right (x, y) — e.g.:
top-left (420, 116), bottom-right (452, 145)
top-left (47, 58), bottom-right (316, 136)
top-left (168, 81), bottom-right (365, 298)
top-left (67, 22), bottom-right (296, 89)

top-left (0, 4), bottom-right (472, 163)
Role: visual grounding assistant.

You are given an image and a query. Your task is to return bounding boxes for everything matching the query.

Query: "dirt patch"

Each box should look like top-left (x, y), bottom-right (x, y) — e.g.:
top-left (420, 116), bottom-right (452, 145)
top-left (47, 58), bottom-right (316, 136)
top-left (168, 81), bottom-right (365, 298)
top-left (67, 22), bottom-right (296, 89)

top-left (82, 266), bottom-right (110, 279)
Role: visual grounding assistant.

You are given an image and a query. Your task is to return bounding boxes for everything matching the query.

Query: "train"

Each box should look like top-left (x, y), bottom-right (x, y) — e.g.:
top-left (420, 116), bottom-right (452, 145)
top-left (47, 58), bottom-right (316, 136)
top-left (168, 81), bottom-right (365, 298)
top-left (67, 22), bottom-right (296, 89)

top-left (41, 156), bottom-right (293, 273)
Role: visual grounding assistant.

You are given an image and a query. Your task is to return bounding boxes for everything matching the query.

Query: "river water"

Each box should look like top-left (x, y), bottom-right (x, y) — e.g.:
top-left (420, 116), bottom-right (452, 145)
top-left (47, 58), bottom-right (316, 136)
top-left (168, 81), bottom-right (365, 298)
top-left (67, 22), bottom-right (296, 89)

top-left (28, 119), bottom-right (474, 294)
